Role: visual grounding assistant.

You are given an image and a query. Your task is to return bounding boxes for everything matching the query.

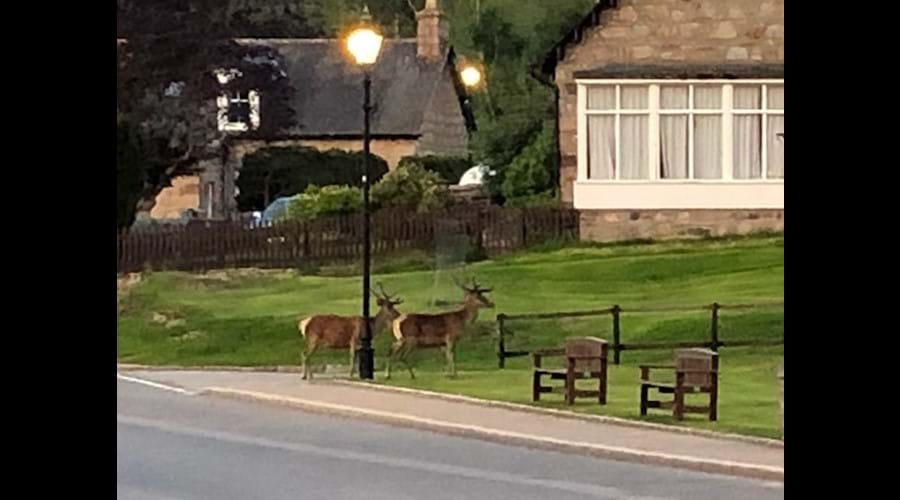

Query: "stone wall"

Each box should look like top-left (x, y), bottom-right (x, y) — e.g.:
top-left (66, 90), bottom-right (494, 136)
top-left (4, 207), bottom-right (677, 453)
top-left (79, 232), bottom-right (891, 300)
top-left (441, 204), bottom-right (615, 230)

top-left (150, 175), bottom-right (200, 219)
top-left (580, 209), bottom-right (783, 242)
top-left (555, 0), bottom-right (785, 203)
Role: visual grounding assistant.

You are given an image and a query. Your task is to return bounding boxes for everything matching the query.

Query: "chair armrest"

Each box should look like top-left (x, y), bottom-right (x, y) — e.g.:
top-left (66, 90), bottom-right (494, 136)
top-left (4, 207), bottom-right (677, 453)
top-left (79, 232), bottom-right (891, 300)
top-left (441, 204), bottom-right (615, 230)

top-left (533, 348), bottom-right (565, 357)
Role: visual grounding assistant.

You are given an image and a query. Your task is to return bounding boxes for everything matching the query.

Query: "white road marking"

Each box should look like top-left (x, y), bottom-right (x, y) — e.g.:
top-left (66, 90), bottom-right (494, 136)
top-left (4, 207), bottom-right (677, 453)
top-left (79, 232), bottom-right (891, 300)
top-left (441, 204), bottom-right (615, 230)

top-left (117, 414), bottom-right (674, 499)
top-left (117, 373), bottom-right (197, 395)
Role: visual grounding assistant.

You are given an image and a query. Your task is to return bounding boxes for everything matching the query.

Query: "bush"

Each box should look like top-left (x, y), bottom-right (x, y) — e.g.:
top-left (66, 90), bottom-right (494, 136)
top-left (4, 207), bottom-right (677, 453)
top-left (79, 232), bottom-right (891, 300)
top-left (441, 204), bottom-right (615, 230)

top-left (237, 146), bottom-right (389, 211)
top-left (371, 163), bottom-right (453, 212)
top-left (284, 185), bottom-right (362, 222)
top-left (397, 155), bottom-right (473, 184)
top-left (500, 121), bottom-right (556, 202)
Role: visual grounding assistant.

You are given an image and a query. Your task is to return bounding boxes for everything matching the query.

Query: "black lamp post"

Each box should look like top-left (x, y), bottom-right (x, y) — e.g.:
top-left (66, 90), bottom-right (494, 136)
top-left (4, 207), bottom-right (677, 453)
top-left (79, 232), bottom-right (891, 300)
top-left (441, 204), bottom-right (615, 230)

top-left (346, 8), bottom-right (383, 380)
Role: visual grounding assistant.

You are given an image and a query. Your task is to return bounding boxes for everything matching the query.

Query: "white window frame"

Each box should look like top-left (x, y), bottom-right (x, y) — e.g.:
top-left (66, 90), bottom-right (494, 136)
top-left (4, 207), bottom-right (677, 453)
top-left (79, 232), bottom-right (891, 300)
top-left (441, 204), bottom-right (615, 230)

top-left (214, 68), bottom-right (260, 133)
top-left (217, 90), bottom-right (261, 132)
top-left (576, 79), bottom-right (784, 184)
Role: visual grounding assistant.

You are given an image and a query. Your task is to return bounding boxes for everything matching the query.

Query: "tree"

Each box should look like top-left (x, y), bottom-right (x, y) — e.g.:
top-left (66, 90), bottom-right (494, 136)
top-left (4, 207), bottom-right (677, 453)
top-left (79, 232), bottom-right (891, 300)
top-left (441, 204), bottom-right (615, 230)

top-left (236, 147), bottom-right (389, 211)
top-left (117, 0), bottom-right (297, 222)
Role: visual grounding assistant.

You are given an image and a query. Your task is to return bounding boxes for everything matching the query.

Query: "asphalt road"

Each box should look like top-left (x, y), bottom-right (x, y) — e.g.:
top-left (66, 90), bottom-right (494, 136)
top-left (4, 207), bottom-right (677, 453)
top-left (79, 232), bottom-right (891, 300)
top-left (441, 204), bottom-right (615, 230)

top-left (117, 379), bottom-right (784, 500)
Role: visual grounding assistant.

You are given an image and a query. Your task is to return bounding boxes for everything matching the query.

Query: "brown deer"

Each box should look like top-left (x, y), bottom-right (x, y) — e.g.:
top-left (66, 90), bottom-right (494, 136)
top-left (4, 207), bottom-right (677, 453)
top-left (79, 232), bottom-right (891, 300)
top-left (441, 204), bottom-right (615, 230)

top-left (298, 284), bottom-right (403, 380)
top-left (385, 278), bottom-right (494, 379)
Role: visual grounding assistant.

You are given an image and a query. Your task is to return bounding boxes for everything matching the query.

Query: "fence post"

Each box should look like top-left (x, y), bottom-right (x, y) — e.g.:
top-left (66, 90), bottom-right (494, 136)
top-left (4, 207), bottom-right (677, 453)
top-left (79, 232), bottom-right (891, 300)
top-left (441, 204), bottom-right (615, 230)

top-left (710, 302), bottom-right (720, 351)
top-left (611, 305), bottom-right (622, 365)
top-left (496, 314), bottom-right (507, 369)
top-left (520, 209), bottom-right (528, 248)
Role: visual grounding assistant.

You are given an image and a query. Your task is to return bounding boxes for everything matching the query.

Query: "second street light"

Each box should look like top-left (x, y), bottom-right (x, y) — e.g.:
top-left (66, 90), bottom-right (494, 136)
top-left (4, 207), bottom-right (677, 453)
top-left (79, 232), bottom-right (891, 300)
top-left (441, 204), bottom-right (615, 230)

top-left (346, 8), bottom-right (383, 380)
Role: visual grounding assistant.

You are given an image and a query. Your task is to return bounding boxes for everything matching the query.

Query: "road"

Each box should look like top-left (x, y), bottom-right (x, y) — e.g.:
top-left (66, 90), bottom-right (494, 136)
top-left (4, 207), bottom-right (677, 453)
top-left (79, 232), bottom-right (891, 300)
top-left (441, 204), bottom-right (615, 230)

top-left (117, 380), bottom-right (783, 500)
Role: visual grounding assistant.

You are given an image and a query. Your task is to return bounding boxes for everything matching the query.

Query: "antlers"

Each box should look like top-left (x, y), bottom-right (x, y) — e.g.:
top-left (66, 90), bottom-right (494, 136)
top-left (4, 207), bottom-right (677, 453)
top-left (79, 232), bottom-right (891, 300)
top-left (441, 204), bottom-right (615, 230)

top-left (373, 282), bottom-right (403, 304)
top-left (453, 275), bottom-right (492, 294)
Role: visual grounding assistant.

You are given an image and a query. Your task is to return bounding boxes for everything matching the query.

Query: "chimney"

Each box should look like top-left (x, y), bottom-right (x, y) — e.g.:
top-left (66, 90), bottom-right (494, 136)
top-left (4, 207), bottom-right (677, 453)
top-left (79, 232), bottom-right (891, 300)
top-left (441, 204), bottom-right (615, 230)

top-left (417, 0), bottom-right (449, 61)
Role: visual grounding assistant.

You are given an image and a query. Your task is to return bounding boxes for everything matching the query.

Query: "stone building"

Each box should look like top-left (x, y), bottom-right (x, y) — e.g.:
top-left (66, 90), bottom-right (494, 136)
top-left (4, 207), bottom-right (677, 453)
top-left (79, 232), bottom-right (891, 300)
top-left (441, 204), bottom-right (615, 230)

top-left (535, 0), bottom-right (784, 241)
top-left (152, 0), bottom-right (474, 220)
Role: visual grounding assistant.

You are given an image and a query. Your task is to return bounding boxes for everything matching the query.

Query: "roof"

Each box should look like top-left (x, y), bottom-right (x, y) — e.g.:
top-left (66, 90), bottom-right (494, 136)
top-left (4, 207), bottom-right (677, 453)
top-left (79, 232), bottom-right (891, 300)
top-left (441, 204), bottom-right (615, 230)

top-left (237, 38), bottom-right (471, 138)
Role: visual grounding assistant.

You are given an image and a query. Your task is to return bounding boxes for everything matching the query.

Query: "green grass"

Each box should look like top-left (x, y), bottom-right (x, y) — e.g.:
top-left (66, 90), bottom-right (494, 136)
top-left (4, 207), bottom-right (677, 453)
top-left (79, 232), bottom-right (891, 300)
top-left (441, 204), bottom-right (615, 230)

top-left (118, 235), bottom-right (784, 438)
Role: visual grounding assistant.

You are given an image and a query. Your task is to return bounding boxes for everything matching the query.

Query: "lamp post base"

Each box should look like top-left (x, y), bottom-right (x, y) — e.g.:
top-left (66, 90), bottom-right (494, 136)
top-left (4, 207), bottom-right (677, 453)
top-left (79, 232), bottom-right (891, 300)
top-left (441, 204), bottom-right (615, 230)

top-left (357, 347), bottom-right (374, 380)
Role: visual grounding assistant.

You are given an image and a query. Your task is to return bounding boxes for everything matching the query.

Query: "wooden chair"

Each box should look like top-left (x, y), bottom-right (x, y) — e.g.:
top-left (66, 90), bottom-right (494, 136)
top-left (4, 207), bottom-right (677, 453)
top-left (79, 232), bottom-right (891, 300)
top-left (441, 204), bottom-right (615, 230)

top-left (640, 348), bottom-right (719, 421)
top-left (532, 337), bottom-right (608, 405)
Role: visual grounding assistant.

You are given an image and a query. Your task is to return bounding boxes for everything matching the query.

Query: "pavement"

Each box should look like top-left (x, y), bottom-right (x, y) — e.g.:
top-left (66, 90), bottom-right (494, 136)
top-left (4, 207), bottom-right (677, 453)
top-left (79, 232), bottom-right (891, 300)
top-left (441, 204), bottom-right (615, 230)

top-left (117, 368), bottom-right (784, 482)
top-left (118, 378), bottom-right (784, 500)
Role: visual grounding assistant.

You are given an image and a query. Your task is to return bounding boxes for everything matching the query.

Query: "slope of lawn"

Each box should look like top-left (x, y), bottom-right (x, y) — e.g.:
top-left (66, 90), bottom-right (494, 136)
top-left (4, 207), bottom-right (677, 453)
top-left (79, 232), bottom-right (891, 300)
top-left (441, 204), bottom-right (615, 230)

top-left (118, 235), bottom-right (784, 438)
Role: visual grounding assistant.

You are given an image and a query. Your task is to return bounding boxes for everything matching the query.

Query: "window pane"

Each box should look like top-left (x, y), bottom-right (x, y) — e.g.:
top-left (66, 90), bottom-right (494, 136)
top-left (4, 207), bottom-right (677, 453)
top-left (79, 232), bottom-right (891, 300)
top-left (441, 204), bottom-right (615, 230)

top-left (621, 86), bottom-right (648, 109)
top-left (694, 115), bottom-right (722, 178)
top-left (588, 116), bottom-right (615, 179)
top-left (228, 101), bottom-right (250, 123)
top-left (620, 115), bottom-right (649, 179)
top-left (694, 86), bottom-right (722, 109)
top-left (661, 86), bottom-right (688, 109)
top-left (734, 86), bottom-right (762, 110)
top-left (587, 86), bottom-right (615, 110)
top-left (661, 115), bottom-right (688, 179)
top-left (767, 115), bottom-right (784, 179)
top-left (767, 85), bottom-right (784, 110)
top-left (733, 115), bottom-right (762, 179)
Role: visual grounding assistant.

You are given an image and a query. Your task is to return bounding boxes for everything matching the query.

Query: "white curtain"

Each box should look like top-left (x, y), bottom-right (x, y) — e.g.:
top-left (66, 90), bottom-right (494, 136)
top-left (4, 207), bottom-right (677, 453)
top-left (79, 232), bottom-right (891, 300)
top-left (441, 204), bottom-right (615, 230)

top-left (588, 86), bottom-right (615, 110)
top-left (693, 86), bottom-right (722, 179)
top-left (660, 86), bottom-right (688, 179)
top-left (661, 117), bottom-right (688, 179)
top-left (620, 87), bottom-right (648, 179)
top-left (767, 115), bottom-right (784, 178)
top-left (733, 116), bottom-right (761, 179)
top-left (733, 87), bottom-right (762, 179)
top-left (620, 116), bottom-right (648, 179)
top-left (694, 116), bottom-right (721, 179)
top-left (588, 116), bottom-right (615, 179)
top-left (767, 86), bottom-right (784, 179)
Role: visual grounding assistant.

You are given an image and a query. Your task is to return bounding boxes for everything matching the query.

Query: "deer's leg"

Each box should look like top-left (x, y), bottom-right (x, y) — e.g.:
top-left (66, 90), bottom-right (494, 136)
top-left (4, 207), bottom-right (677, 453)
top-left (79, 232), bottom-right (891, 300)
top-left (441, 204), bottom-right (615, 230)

top-left (398, 341), bottom-right (416, 379)
top-left (385, 340), bottom-right (403, 380)
top-left (445, 341), bottom-right (457, 379)
top-left (348, 343), bottom-right (357, 378)
top-left (302, 343), bottom-right (320, 381)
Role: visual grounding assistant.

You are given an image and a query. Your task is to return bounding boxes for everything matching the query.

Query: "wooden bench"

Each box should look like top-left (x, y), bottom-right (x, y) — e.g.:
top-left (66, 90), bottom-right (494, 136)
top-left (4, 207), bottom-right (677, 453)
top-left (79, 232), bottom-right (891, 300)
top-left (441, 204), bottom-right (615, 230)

top-left (532, 337), bottom-right (609, 405)
top-left (640, 348), bottom-right (719, 421)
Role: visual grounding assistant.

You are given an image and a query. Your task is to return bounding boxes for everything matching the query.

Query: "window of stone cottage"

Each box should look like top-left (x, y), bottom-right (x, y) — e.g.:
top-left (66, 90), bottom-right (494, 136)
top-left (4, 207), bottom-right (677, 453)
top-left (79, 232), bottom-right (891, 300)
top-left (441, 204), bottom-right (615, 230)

top-left (214, 69), bottom-right (261, 132)
top-left (582, 81), bottom-right (784, 181)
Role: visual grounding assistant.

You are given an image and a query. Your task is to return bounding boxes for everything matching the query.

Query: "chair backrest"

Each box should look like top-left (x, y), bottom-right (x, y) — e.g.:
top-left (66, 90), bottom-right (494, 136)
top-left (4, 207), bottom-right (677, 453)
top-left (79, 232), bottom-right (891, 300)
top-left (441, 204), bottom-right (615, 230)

top-left (675, 348), bottom-right (718, 387)
top-left (565, 337), bottom-right (607, 372)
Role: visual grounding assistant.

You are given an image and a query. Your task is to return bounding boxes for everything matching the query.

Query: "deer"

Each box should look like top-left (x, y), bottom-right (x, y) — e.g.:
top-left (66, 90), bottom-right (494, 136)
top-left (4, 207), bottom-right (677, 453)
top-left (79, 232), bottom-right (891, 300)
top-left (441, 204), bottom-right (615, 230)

top-left (298, 283), bottom-right (403, 380)
top-left (385, 278), bottom-right (494, 380)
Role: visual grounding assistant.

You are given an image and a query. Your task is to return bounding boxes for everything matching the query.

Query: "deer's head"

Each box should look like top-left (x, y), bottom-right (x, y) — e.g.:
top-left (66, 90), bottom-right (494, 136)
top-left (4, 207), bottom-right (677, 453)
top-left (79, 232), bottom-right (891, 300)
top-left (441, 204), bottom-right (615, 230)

top-left (373, 283), bottom-right (404, 321)
top-left (457, 277), bottom-right (495, 309)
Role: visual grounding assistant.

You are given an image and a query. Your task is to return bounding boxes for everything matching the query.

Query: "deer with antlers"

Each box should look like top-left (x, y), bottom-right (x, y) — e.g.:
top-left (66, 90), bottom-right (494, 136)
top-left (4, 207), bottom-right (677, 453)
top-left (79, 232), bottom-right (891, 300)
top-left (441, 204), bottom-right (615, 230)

top-left (385, 278), bottom-right (494, 379)
top-left (298, 284), bottom-right (403, 380)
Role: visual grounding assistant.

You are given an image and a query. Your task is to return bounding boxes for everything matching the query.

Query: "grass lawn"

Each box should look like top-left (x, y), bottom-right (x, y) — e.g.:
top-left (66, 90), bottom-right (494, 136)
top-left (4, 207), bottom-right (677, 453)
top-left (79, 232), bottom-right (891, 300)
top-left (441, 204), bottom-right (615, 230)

top-left (118, 235), bottom-right (784, 438)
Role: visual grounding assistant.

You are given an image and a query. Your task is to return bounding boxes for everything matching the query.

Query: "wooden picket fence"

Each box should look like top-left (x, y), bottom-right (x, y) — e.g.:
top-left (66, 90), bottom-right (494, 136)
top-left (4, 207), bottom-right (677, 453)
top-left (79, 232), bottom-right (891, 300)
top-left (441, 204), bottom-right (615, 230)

top-left (117, 206), bottom-right (579, 274)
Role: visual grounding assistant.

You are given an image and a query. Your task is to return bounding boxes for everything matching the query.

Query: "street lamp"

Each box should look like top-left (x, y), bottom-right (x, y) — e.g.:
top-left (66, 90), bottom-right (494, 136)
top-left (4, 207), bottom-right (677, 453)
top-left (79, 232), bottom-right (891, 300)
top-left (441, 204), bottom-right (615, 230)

top-left (346, 7), bottom-right (383, 380)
